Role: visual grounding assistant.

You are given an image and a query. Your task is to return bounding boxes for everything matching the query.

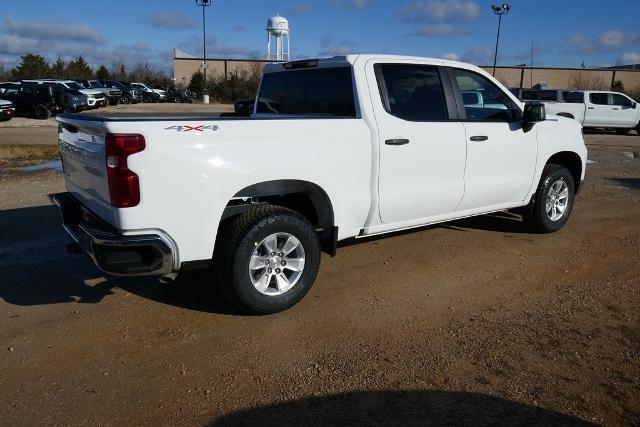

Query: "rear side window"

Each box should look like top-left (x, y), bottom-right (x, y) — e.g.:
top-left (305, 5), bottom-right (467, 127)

top-left (589, 93), bottom-right (608, 105)
top-left (537, 90), bottom-right (559, 101)
top-left (520, 90), bottom-right (538, 100)
top-left (376, 64), bottom-right (448, 121)
top-left (564, 92), bottom-right (584, 103)
top-left (257, 67), bottom-right (356, 117)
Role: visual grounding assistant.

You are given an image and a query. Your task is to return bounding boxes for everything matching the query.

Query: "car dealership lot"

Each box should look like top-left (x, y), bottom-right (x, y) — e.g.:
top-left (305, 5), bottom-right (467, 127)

top-left (0, 121), bottom-right (639, 424)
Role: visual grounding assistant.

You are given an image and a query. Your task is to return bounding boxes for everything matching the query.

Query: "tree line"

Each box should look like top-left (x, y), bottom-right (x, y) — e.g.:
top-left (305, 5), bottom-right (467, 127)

top-left (0, 53), bottom-right (172, 85)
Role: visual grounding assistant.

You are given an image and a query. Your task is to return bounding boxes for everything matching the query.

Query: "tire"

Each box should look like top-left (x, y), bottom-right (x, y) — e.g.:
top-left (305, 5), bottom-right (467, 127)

top-left (214, 205), bottom-right (321, 314)
top-left (112, 98), bottom-right (120, 106)
top-left (121, 95), bottom-right (131, 105)
top-left (34, 104), bottom-right (51, 120)
top-left (523, 165), bottom-right (575, 233)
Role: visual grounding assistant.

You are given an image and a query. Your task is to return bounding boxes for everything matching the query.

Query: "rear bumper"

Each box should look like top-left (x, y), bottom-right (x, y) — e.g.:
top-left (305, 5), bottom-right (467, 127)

top-left (52, 192), bottom-right (178, 277)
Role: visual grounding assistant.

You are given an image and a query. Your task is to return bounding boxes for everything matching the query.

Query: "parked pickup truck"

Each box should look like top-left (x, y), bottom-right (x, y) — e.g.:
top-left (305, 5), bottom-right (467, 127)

top-left (53, 55), bottom-right (587, 314)
top-left (543, 90), bottom-right (640, 134)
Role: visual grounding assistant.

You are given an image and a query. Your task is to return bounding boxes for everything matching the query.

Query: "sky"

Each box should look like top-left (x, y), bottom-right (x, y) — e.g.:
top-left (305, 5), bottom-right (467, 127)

top-left (1, 0), bottom-right (639, 74)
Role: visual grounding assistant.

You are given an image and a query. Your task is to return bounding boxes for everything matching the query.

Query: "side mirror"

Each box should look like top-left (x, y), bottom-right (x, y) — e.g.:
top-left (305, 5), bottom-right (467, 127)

top-left (523, 102), bottom-right (546, 123)
top-left (632, 102), bottom-right (637, 109)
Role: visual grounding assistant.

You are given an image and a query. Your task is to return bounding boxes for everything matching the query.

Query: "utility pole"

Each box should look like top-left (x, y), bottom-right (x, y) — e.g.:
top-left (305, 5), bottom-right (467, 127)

top-left (491, 3), bottom-right (511, 76)
top-left (195, 0), bottom-right (213, 103)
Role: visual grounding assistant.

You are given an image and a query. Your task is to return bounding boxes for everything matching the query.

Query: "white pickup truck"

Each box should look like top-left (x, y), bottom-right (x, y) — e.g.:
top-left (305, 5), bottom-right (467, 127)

top-left (53, 55), bottom-right (587, 314)
top-left (543, 90), bottom-right (640, 134)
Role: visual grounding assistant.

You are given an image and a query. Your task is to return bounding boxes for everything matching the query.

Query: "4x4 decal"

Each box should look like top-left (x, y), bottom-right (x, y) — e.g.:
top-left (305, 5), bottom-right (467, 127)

top-left (165, 125), bottom-right (219, 132)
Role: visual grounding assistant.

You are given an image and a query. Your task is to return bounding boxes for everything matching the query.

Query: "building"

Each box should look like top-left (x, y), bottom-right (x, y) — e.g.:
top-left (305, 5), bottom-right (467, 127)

top-left (172, 49), bottom-right (640, 91)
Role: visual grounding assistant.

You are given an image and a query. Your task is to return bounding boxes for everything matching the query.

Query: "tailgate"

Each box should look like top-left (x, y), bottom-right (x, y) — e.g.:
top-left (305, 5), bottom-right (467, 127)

top-left (57, 117), bottom-right (116, 225)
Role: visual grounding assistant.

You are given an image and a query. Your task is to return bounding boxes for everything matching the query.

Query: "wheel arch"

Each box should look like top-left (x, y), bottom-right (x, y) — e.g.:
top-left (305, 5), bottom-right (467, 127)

top-left (222, 179), bottom-right (338, 256)
top-left (545, 151), bottom-right (583, 192)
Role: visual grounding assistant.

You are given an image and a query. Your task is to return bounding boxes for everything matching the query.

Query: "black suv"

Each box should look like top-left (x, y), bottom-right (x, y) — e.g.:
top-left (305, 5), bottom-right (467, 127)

top-left (100, 80), bottom-right (142, 104)
top-left (31, 82), bottom-right (89, 113)
top-left (0, 82), bottom-right (64, 119)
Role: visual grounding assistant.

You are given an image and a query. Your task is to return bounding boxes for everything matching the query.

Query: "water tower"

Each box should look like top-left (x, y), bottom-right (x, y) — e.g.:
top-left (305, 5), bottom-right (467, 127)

top-left (267, 15), bottom-right (290, 61)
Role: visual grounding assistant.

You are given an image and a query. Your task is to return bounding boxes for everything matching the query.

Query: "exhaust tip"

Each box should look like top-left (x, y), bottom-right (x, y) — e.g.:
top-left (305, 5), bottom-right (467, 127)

top-left (159, 273), bottom-right (178, 284)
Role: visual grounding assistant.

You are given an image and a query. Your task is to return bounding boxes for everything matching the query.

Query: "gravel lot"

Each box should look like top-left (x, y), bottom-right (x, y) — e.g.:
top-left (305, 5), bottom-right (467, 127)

top-left (0, 112), bottom-right (639, 425)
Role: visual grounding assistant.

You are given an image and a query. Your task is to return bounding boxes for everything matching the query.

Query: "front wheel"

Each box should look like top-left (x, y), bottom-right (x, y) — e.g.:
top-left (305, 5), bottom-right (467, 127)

top-left (523, 165), bottom-right (575, 233)
top-left (214, 205), bottom-right (321, 314)
top-left (34, 104), bottom-right (51, 120)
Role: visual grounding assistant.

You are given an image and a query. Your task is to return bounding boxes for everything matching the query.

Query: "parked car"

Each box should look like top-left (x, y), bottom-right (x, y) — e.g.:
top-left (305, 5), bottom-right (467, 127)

top-left (130, 83), bottom-right (163, 102)
top-left (542, 90), bottom-right (640, 133)
top-left (0, 98), bottom-right (15, 121)
top-left (24, 80), bottom-right (106, 109)
top-left (168, 88), bottom-right (195, 103)
top-left (53, 54), bottom-right (587, 314)
top-left (21, 81), bottom-right (89, 113)
top-left (0, 82), bottom-right (64, 119)
top-left (100, 80), bottom-right (143, 104)
top-left (234, 98), bottom-right (255, 114)
top-left (75, 80), bottom-right (122, 106)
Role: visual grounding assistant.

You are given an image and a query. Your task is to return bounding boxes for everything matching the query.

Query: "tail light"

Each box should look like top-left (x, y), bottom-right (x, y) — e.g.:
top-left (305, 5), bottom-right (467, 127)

top-left (105, 134), bottom-right (145, 207)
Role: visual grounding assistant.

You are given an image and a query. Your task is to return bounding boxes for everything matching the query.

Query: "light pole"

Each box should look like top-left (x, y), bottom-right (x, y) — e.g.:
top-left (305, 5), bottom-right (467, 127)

top-left (491, 3), bottom-right (510, 76)
top-left (195, 0), bottom-right (213, 103)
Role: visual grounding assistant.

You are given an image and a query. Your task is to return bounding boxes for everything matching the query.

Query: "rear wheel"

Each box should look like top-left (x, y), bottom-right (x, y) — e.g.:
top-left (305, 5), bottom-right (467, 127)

top-left (523, 165), bottom-right (575, 233)
top-left (214, 205), bottom-right (321, 314)
top-left (34, 104), bottom-right (51, 120)
top-left (121, 94), bottom-right (131, 104)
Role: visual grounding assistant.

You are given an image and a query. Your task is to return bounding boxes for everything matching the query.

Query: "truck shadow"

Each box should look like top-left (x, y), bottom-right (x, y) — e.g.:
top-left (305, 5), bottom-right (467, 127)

top-left (0, 204), bottom-right (241, 314)
top-left (210, 389), bottom-right (595, 426)
top-left (0, 205), bottom-right (531, 313)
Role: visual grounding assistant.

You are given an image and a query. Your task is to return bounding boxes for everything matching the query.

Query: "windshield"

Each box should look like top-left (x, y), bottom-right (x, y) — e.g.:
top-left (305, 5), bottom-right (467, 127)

top-left (89, 80), bottom-right (104, 88)
top-left (66, 82), bottom-right (85, 90)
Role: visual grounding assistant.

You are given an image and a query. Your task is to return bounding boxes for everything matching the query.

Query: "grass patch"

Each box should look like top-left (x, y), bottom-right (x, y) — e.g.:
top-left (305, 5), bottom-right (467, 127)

top-left (0, 144), bottom-right (60, 169)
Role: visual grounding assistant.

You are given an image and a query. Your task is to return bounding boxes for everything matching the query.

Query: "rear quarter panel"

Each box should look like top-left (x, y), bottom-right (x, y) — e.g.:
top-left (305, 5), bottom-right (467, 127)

top-left (103, 118), bottom-right (373, 263)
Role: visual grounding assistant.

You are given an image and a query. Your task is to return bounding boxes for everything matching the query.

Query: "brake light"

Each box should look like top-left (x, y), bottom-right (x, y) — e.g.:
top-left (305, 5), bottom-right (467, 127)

top-left (105, 134), bottom-right (145, 207)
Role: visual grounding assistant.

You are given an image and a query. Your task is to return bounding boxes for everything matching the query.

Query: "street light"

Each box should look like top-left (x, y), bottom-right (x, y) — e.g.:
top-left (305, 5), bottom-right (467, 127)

top-left (195, 0), bottom-right (213, 103)
top-left (491, 3), bottom-right (511, 76)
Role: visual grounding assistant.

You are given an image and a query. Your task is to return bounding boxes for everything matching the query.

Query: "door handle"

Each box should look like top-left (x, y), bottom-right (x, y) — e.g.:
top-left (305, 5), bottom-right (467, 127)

top-left (469, 135), bottom-right (488, 142)
top-left (385, 138), bottom-right (410, 146)
top-left (587, 107), bottom-right (595, 109)
top-left (612, 107), bottom-right (620, 110)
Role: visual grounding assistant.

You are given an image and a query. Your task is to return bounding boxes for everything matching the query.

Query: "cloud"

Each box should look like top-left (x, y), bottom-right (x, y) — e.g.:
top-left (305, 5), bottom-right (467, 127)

top-left (400, 0), bottom-right (480, 38)
top-left (318, 35), bottom-right (355, 57)
top-left (148, 12), bottom-right (197, 30)
top-left (567, 30), bottom-right (640, 54)
top-left (289, 2), bottom-right (312, 16)
top-left (461, 47), bottom-right (494, 65)
top-left (336, 0), bottom-right (371, 11)
top-left (617, 52), bottom-right (640, 65)
top-left (4, 16), bottom-right (103, 43)
top-left (178, 37), bottom-right (260, 59)
top-left (411, 23), bottom-right (469, 37)
top-left (440, 52), bottom-right (460, 61)
top-left (400, 0), bottom-right (480, 23)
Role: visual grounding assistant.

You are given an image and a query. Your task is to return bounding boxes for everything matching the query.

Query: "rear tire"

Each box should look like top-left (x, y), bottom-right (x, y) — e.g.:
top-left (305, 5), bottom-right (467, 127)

top-left (523, 165), bottom-right (575, 233)
top-left (214, 205), bottom-right (321, 314)
top-left (34, 104), bottom-right (51, 120)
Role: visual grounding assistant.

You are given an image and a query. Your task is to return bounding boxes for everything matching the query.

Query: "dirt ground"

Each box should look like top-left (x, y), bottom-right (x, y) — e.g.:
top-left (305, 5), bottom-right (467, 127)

top-left (0, 121), bottom-right (639, 425)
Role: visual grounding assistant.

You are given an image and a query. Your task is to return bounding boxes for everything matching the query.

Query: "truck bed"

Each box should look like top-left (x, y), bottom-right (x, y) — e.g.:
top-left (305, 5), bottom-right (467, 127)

top-left (59, 112), bottom-right (244, 122)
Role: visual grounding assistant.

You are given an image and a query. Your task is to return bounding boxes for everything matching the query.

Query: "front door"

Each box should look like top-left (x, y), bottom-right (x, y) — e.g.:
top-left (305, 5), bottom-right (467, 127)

top-left (368, 62), bottom-right (467, 224)
top-left (448, 68), bottom-right (538, 211)
top-left (584, 92), bottom-right (611, 126)
top-left (610, 93), bottom-right (639, 127)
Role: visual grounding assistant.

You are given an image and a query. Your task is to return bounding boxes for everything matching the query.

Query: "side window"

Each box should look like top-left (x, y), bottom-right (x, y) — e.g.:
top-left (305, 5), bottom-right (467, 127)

top-left (589, 93), bottom-right (608, 105)
top-left (611, 94), bottom-right (633, 107)
top-left (257, 67), bottom-right (356, 117)
top-left (564, 91), bottom-right (584, 103)
top-left (22, 86), bottom-right (35, 95)
top-left (376, 64), bottom-right (448, 121)
top-left (520, 90), bottom-right (538, 100)
top-left (451, 68), bottom-right (519, 122)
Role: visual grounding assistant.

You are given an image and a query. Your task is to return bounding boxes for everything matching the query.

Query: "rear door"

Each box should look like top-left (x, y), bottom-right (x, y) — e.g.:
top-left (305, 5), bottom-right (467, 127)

top-left (610, 93), bottom-right (638, 127)
top-left (584, 92), bottom-right (611, 126)
top-left (448, 67), bottom-right (537, 211)
top-left (368, 62), bottom-right (467, 224)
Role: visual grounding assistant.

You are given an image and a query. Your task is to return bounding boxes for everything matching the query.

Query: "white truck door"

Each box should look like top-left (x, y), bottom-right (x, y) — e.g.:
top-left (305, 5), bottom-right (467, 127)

top-left (584, 92), bottom-right (611, 126)
top-left (610, 93), bottom-right (639, 127)
top-left (448, 68), bottom-right (537, 211)
top-left (368, 62), bottom-right (467, 224)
